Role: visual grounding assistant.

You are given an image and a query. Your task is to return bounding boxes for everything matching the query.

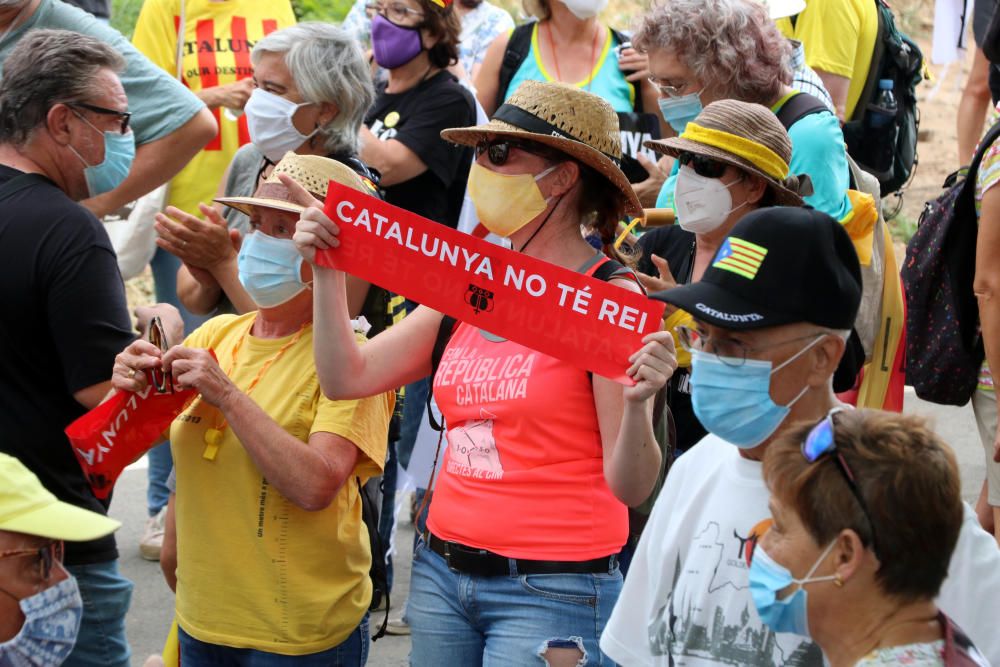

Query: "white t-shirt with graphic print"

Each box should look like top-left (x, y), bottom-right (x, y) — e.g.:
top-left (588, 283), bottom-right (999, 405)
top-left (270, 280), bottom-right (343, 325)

top-left (600, 434), bottom-right (1000, 666)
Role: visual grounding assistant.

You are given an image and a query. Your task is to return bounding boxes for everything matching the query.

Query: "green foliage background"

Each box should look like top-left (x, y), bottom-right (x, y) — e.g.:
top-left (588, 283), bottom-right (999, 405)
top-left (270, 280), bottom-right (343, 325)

top-left (110, 0), bottom-right (354, 39)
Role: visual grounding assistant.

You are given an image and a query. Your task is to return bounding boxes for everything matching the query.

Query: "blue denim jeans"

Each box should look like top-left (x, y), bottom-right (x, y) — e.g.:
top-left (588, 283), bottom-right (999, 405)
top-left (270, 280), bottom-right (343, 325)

top-left (177, 615), bottom-right (369, 666)
top-left (407, 538), bottom-right (622, 666)
top-left (146, 441), bottom-right (173, 516)
top-left (64, 560), bottom-right (133, 667)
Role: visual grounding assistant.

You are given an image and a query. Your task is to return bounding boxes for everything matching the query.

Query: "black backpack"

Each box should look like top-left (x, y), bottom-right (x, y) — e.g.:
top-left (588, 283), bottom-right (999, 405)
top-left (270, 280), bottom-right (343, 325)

top-left (901, 121), bottom-right (1000, 406)
top-left (495, 22), bottom-right (659, 184)
top-left (839, 0), bottom-right (924, 195)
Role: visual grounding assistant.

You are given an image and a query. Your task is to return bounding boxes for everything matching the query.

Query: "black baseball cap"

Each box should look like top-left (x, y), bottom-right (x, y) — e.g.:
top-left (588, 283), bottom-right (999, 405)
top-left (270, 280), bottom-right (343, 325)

top-left (651, 207), bottom-right (862, 330)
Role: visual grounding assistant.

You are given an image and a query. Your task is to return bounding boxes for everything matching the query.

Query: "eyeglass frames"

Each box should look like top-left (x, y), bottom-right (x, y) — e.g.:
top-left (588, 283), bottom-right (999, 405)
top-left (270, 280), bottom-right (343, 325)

top-left (474, 138), bottom-right (565, 167)
top-left (0, 541), bottom-right (64, 584)
top-left (801, 410), bottom-right (880, 559)
top-left (69, 102), bottom-right (131, 135)
top-left (365, 1), bottom-right (424, 24)
top-left (675, 325), bottom-right (824, 368)
top-left (647, 75), bottom-right (692, 98)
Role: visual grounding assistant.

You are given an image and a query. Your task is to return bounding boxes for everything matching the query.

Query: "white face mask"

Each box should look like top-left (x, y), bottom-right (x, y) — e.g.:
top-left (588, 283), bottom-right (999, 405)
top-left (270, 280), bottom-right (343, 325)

top-left (673, 165), bottom-right (745, 234)
top-left (244, 89), bottom-right (318, 163)
top-left (560, 0), bottom-right (607, 20)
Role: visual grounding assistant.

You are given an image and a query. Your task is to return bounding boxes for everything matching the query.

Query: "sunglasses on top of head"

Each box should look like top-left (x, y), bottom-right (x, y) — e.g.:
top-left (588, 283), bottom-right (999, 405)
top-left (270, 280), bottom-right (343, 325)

top-left (801, 409), bottom-right (880, 560)
top-left (677, 151), bottom-right (729, 179)
top-left (475, 138), bottom-right (565, 167)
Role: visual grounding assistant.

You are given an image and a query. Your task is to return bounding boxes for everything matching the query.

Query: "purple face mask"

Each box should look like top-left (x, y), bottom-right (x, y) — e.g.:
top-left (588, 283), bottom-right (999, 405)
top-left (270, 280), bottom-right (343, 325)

top-left (371, 14), bottom-right (424, 69)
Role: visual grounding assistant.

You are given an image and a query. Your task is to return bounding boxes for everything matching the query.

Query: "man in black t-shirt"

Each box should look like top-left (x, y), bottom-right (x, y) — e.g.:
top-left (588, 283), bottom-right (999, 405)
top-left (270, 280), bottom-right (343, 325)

top-left (0, 30), bottom-right (143, 667)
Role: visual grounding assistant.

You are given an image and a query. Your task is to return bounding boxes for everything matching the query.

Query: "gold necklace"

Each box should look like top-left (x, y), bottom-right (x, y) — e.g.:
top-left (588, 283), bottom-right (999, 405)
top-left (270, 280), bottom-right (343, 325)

top-left (202, 319), bottom-right (308, 461)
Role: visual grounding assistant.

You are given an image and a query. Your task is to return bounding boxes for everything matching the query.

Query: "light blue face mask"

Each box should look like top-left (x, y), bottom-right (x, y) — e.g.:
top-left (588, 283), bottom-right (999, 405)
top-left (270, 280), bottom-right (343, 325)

top-left (68, 111), bottom-right (135, 197)
top-left (657, 90), bottom-right (704, 135)
top-left (749, 540), bottom-right (838, 637)
top-left (0, 576), bottom-right (83, 666)
top-left (689, 336), bottom-right (822, 448)
top-left (237, 231), bottom-right (310, 308)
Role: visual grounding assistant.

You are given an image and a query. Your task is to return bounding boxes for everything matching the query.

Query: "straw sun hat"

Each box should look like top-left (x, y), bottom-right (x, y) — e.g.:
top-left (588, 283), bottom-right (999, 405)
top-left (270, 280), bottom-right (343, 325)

top-left (441, 80), bottom-right (642, 216)
top-left (644, 99), bottom-right (812, 207)
top-left (215, 151), bottom-right (371, 217)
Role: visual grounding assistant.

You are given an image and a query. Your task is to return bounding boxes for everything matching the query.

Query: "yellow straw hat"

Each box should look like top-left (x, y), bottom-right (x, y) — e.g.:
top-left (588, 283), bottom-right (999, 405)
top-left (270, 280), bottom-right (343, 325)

top-left (0, 453), bottom-right (120, 542)
top-left (644, 99), bottom-right (812, 207)
top-left (441, 80), bottom-right (642, 216)
top-left (215, 152), bottom-right (374, 217)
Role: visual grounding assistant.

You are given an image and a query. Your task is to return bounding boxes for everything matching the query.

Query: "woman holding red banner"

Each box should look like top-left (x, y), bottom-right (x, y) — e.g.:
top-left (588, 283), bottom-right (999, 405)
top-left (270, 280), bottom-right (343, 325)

top-left (110, 155), bottom-right (394, 665)
top-left (289, 80), bottom-right (677, 665)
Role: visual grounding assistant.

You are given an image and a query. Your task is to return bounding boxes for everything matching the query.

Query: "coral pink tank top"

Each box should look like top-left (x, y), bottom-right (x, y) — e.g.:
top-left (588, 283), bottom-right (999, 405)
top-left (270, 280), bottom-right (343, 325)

top-left (427, 317), bottom-right (628, 560)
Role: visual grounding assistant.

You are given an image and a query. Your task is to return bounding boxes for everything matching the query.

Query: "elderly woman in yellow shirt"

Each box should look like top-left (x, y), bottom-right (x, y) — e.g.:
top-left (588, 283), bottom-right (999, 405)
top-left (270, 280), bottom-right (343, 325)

top-left (112, 155), bottom-right (393, 666)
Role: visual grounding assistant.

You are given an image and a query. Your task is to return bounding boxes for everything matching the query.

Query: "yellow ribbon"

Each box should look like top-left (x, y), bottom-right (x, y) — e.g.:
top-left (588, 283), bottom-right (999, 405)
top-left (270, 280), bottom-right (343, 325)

top-left (663, 308), bottom-right (694, 368)
top-left (680, 123), bottom-right (790, 181)
top-left (839, 190), bottom-right (878, 266)
top-left (614, 217), bottom-right (642, 250)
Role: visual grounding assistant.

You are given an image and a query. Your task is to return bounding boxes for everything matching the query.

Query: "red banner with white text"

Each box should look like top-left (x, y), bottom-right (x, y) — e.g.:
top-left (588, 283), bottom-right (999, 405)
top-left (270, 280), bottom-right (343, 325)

top-left (318, 182), bottom-right (665, 384)
top-left (66, 385), bottom-right (197, 499)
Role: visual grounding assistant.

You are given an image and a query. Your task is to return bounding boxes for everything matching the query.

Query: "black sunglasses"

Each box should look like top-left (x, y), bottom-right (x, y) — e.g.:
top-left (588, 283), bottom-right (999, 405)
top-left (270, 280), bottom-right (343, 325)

top-left (475, 138), bottom-right (564, 167)
top-left (802, 410), bottom-right (880, 559)
top-left (677, 151), bottom-right (728, 179)
top-left (70, 102), bottom-right (132, 135)
top-left (148, 316), bottom-right (173, 394)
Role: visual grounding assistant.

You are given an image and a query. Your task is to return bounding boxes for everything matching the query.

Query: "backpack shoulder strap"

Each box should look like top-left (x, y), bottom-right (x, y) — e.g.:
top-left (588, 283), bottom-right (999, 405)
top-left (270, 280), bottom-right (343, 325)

top-left (609, 27), bottom-right (643, 114)
top-left (356, 476), bottom-right (389, 640)
top-left (427, 314), bottom-right (458, 432)
top-left (591, 255), bottom-right (644, 292)
top-left (967, 120), bottom-right (1000, 182)
top-left (774, 91), bottom-right (830, 131)
top-left (496, 23), bottom-right (535, 111)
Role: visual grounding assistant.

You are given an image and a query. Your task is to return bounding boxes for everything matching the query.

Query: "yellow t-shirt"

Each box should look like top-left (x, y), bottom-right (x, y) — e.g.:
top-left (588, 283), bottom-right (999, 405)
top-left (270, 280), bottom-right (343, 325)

top-left (132, 0), bottom-right (296, 216)
top-left (170, 313), bottom-right (393, 654)
top-left (777, 0), bottom-right (879, 120)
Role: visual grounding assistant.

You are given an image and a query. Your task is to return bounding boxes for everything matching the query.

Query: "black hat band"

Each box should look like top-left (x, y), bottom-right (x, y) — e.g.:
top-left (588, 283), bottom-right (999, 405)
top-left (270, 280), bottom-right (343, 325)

top-left (492, 103), bottom-right (622, 168)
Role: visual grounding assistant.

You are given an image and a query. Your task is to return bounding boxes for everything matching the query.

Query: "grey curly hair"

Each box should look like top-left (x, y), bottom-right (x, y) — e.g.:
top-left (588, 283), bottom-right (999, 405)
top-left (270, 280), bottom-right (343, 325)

top-left (633, 0), bottom-right (792, 105)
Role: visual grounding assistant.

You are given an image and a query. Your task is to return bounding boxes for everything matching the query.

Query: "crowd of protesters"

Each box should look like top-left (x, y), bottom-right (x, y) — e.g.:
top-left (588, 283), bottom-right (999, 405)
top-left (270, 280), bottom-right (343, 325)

top-left (1, 0), bottom-right (1000, 666)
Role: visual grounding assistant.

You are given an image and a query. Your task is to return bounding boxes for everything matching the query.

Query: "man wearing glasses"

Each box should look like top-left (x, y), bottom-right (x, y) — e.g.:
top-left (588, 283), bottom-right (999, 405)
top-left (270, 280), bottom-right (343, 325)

top-left (0, 0), bottom-right (216, 220)
top-left (0, 453), bottom-right (120, 666)
top-left (600, 207), bottom-right (1000, 666)
top-left (0, 30), bottom-right (156, 667)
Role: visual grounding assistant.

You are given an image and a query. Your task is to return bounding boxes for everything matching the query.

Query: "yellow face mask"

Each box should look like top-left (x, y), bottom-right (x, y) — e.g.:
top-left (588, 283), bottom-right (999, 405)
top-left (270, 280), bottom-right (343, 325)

top-left (467, 162), bottom-right (558, 238)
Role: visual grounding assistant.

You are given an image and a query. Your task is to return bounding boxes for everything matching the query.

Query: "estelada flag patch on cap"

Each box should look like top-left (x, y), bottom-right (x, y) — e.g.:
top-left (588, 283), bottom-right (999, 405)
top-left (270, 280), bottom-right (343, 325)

top-left (430, 0), bottom-right (453, 7)
top-left (712, 236), bottom-right (768, 280)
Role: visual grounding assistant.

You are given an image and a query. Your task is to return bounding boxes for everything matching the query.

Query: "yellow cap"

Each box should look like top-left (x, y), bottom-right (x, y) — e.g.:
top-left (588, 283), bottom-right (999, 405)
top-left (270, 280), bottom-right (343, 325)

top-left (0, 453), bottom-right (120, 541)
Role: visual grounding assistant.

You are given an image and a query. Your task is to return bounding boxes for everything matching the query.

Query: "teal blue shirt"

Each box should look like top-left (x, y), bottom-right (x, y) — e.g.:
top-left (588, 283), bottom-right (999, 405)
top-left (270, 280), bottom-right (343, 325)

top-left (0, 0), bottom-right (205, 146)
top-left (504, 22), bottom-right (635, 113)
top-left (778, 100), bottom-right (853, 220)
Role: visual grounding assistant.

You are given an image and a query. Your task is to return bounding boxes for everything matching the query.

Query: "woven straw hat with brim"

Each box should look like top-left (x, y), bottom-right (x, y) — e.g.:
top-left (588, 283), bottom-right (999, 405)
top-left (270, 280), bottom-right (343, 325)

top-left (644, 99), bottom-right (812, 207)
top-left (216, 152), bottom-right (370, 217)
top-left (0, 453), bottom-right (120, 542)
top-left (441, 80), bottom-right (642, 216)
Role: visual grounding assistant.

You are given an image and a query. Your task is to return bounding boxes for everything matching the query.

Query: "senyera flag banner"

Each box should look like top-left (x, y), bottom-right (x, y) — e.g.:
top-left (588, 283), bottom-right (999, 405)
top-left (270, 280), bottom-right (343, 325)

top-left (318, 182), bottom-right (665, 384)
